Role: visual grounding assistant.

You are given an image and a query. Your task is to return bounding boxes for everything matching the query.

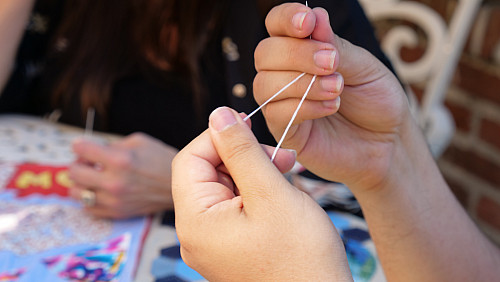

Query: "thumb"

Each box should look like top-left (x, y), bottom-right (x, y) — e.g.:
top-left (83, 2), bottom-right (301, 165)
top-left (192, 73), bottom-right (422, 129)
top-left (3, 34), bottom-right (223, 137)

top-left (312, 7), bottom-right (387, 84)
top-left (208, 107), bottom-right (291, 213)
top-left (310, 7), bottom-right (335, 44)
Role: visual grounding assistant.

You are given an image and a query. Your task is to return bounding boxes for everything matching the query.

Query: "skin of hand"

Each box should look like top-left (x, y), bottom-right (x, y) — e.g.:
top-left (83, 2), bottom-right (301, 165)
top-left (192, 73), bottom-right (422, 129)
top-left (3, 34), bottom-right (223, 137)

top-left (69, 132), bottom-right (177, 219)
top-left (255, 3), bottom-right (500, 281)
top-left (172, 107), bottom-right (353, 282)
top-left (254, 3), bottom-right (409, 194)
top-left (0, 0), bottom-right (36, 92)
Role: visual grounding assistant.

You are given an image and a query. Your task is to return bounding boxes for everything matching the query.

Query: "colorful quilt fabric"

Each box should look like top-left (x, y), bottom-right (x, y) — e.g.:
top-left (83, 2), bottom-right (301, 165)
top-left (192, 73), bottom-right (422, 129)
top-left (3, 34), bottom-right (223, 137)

top-left (43, 234), bottom-right (130, 281)
top-left (144, 211), bottom-right (385, 282)
top-left (0, 162), bottom-right (149, 282)
top-left (0, 268), bottom-right (25, 281)
top-left (0, 116), bottom-right (150, 282)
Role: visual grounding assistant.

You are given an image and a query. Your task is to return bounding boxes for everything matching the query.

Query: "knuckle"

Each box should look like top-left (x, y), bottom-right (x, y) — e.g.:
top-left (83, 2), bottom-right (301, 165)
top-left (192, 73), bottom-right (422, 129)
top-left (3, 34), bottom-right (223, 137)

top-left (264, 5), bottom-right (278, 27)
top-left (176, 226), bottom-right (198, 264)
top-left (254, 38), bottom-right (272, 71)
top-left (171, 151), bottom-right (185, 171)
top-left (224, 139), bottom-right (255, 162)
top-left (252, 73), bottom-right (265, 102)
top-left (109, 210), bottom-right (125, 220)
top-left (284, 42), bottom-right (298, 63)
top-left (104, 179), bottom-right (125, 194)
top-left (179, 245), bottom-right (196, 269)
top-left (128, 132), bottom-right (145, 142)
top-left (106, 200), bottom-right (126, 219)
top-left (110, 151), bottom-right (134, 170)
top-left (292, 74), bottom-right (304, 94)
top-left (262, 104), bottom-right (278, 123)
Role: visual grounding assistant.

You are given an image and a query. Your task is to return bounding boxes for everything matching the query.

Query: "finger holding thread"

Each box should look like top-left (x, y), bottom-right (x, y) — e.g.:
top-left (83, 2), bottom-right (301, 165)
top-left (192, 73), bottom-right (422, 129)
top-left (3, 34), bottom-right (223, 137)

top-left (262, 95), bottom-right (340, 127)
top-left (254, 72), bottom-right (343, 105)
top-left (255, 37), bottom-right (338, 76)
top-left (310, 7), bottom-right (389, 88)
top-left (216, 144), bottom-right (296, 176)
top-left (265, 2), bottom-right (315, 38)
top-left (208, 107), bottom-right (293, 212)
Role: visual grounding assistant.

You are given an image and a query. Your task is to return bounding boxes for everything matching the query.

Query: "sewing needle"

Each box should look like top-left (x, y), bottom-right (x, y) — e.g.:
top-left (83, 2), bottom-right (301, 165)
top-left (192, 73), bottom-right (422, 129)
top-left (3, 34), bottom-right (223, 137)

top-left (84, 107), bottom-right (95, 137)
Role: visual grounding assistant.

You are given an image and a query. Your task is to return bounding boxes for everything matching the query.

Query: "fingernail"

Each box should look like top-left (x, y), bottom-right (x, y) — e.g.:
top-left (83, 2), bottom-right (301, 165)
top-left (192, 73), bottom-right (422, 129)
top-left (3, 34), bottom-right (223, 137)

top-left (322, 96), bottom-right (341, 109)
top-left (336, 75), bottom-right (343, 93)
top-left (314, 49), bottom-right (336, 70)
top-left (286, 149), bottom-right (297, 159)
top-left (292, 12), bottom-right (308, 30)
top-left (320, 75), bottom-right (343, 93)
top-left (210, 107), bottom-right (238, 132)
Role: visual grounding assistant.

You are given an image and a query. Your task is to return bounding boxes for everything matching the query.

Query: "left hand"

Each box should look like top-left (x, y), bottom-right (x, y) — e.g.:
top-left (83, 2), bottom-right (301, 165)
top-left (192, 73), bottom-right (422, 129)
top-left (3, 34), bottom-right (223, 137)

top-left (69, 132), bottom-right (177, 219)
top-left (254, 4), bottom-right (410, 193)
top-left (172, 107), bottom-right (352, 281)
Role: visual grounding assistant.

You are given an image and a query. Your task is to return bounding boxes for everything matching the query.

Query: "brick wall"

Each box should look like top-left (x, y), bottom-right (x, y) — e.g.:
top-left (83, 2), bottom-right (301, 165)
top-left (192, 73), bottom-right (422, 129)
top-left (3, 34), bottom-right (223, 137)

top-left (372, 0), bottom-right (500, 244)
top-left (442, 0), bottom-right (500, 244)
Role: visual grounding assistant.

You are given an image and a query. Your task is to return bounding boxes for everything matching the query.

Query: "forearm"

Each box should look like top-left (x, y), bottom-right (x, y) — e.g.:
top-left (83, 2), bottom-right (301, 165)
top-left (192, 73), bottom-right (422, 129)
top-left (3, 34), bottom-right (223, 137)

top-left (0, 0), bottom-right (35, 92)
top-left (355, 118), bottom-right (500, 281)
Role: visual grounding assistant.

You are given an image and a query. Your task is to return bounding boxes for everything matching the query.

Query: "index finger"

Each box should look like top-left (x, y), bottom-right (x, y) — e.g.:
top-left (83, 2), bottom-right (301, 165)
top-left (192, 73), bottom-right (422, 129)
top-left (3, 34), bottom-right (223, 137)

top-left (72, 138), bottom-right (133, 170)
top-left (172, 130), bottom-right (234, 215)
top-left (266, 3), bottom-right (315, 38)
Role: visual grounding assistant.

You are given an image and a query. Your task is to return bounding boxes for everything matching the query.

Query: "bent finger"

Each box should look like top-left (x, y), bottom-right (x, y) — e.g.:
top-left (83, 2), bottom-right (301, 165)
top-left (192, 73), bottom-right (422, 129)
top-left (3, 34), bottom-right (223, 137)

top-left (72, 138), bottom-right (135, 171)
top-left (68, 163), bottom-right (107, 192)
top-left (254, 71), bottom-right (343, 104)
top-left (262, 97), bottom-right (341, 129)
top-left (265, 3), bottom-right (315, 38)
top-left (311, 7), bottom-right (388, 85)
top-left (217, 145), bottom-right (297, 175)
top-left (255, 37), bottom-right (338, 75)
top-left (172, 130), bottom-right (235, 215)
top-left (208, 107), bottom-right (293, 213)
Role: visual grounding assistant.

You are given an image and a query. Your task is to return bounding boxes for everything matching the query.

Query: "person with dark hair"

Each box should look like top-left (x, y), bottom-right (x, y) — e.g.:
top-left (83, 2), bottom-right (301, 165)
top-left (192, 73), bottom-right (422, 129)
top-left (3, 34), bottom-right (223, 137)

top-left (172, 3), bottom-right (500, 281)
top-left (0, 0), bottom-right (393, 219)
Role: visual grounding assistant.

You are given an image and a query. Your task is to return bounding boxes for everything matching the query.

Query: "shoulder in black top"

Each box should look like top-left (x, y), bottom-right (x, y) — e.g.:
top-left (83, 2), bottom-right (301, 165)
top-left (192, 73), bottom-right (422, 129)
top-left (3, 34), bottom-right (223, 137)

top-left (1, 0), bottom-right (394, 151)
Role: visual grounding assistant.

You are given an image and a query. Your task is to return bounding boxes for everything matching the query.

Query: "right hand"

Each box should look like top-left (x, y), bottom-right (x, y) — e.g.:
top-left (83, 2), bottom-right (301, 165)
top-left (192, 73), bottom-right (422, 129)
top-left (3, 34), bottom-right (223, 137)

top-left (254, 3), bottom-right (413, 192)
top-left (69, 132), bottom-right (177, 219)
top-left (172, 107), bottom-right (352, 281)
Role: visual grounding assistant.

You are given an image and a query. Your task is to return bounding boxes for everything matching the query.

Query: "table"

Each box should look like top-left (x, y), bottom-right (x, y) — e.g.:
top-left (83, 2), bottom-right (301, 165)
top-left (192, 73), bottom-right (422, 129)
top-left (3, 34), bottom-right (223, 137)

top-left (0, 114), bottom-right (385, 282)
top-left (0, 115), bottom-right (149, 282)
top-left (135, 149), bottom-right (387, 282)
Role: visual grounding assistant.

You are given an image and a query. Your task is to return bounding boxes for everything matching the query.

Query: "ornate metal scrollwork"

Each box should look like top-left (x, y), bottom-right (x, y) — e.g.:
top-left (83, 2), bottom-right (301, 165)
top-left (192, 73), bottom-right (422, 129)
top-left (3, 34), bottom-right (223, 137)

top-left (360, 0), bottom-right (482, 157)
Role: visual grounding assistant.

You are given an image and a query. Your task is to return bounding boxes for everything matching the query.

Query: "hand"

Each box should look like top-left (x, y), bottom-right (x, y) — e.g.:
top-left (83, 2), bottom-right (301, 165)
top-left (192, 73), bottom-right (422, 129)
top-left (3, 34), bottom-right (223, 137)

top-left (69, 132), bottom-right (177, 219)
top-left (254, 3), bottom-right (411, 192)
top-left (254, 4), bottom-right (500, 282)
top-left (172, 107), bottom-right (352, 281)
top-left (0, 0), bottom-right (36, 91)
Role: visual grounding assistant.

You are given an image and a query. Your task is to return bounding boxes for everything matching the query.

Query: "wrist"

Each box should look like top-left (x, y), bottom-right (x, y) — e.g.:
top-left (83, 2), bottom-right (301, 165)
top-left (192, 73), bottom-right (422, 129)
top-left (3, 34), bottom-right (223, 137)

top-left (352, 115), bottom-right (436, 200)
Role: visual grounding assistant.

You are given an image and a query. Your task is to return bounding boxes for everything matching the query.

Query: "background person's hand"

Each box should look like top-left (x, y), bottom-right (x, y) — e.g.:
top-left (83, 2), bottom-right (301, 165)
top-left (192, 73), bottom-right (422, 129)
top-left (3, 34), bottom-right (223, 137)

top-left (172, 107), bottom-right (352, 281)
top-left (69, 132), bottom-right (177, 219)
top-left (254, 3), bottom-right (411, 192)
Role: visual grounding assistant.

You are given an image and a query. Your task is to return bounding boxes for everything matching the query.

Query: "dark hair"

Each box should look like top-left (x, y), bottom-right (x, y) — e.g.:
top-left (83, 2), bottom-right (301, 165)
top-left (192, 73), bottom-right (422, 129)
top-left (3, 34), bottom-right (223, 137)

top-left (49, 0), bottom-right (228, 122)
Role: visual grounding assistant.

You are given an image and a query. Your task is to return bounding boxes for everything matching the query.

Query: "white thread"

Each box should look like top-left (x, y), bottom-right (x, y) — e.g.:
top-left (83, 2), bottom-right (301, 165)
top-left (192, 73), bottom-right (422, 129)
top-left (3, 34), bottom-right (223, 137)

top-left (246, 0), bottom-right (314, 162)
top-left (243, 72), bottom-right (306, 122)
top-left (271, 74), bottom-right (317, 162)
top-left (307, 0), bottom-right (312, 40)
top-left (85, 107), bottom-right (95, 137)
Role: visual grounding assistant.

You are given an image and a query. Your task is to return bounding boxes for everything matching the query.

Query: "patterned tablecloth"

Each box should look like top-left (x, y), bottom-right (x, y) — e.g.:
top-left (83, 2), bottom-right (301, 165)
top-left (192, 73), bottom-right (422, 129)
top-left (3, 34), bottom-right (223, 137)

top-left (0, 115), bottom-right (149, 282)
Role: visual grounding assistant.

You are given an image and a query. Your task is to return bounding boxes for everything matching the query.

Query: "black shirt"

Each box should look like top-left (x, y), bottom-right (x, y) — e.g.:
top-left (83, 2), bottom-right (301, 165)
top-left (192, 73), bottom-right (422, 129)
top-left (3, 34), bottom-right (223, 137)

top-left (0, 0), bottom-right (394, 150)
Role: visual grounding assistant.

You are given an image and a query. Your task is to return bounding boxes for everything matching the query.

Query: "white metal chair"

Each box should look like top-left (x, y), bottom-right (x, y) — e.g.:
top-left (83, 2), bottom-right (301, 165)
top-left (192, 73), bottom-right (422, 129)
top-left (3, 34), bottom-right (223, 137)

top-left (359, 0), bottom-right (482, 157)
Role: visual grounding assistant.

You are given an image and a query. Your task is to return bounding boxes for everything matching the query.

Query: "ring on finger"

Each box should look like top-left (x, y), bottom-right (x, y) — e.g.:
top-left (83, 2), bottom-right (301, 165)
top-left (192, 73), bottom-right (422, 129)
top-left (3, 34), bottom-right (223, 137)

top-left (80, 189), bottom-right (96, 207)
